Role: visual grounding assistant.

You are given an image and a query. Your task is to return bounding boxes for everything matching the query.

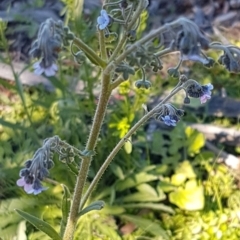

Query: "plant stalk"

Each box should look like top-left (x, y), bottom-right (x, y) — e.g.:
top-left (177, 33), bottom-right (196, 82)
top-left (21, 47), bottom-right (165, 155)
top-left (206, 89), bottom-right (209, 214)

top-left (81, 85), bottom-right (183, 208)
top-left (63, 73), bottom-right (111, 240)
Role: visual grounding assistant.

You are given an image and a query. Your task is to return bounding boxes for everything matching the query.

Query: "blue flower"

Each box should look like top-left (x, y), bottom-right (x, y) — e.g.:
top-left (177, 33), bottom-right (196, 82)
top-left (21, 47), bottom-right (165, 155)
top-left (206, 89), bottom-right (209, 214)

top-left (200, 83), bottom-right (213, 104)
top-left (33, 61), bottom-right (58, 77)
top-left (97, 10), bottom-right (110, 30)
top-left (161, 115), bottom-right (177, 126)
top-left (16, 147), bottom-right (54, 195)
top-left (16, 177), bottom-right (48, 195)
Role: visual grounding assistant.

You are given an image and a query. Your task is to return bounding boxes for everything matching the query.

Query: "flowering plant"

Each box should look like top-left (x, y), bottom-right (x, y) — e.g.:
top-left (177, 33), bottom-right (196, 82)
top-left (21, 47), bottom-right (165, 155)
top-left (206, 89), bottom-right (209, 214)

top-left (15, 0), bottom-right (240, 239)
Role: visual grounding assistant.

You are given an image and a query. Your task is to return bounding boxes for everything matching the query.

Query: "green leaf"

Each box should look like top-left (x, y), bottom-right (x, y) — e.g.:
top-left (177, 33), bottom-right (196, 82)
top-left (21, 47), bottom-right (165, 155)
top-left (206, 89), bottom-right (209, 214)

top-left (121, 214), bottom-right (169, 239)
top-left (169, 181), bottom-right (204, 211)
top-left (78, 200), bottom-right (105, 217)
top-left (122, 203), bottom-right (175, 214)
top-left (124, 139), bottom-right (132, 154)
top-left (122, 184), bottom-right (166, 203)
top-left (66, 162), bottom-right (79, 176)
top-left (15, 209), bottom-right (61, 240)
top-left (175, 161), bottom-right (196, 179)
top-left (115, 172), bottom-right (158, 192)
top-left (185, 127), bottom-right (205, 156)
top-left (151, 131), bottom-right (165, 155)
top-left (60, 184), bottom-right (71, 237)
top-left (171, 173), bottom-right (187, 186)
top-left (110, 163), bottom-right (125, 180)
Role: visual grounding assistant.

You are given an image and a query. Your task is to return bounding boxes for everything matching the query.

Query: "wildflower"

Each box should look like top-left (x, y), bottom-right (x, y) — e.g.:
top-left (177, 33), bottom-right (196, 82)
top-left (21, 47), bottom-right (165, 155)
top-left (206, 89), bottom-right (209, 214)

top-left (177, 30), bottom-right (209, 64)
top-left (30, 19), bottom-right (65, 77)
top-left (200, 83), bottom-right (213, 104)
top-left (33, 61), bottom-right (58, 77)
top-left (17, 177), bottom-right (47, 195)
top-left (187, 82), bottom-right (213, 104)
top-left (161, 115), bottom-right (177, 126)
top-left (97, 10), bottom-right (110, 30)
top-left (156, 104), bottom-right (184, 127)
top-left (16, 147), bottom-right (54, 195)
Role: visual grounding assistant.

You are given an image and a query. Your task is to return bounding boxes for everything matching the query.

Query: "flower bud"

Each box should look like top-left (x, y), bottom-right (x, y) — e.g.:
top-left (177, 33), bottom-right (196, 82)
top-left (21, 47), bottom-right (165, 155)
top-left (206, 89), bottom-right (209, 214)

top-left (127, 30), bottom-right (137, 41)
top-left (167, 67), bottom-right (180, 78)
top-left (135, 79), bottom-right (152, 89)
top-left (184, 97), bottom-right (190, 104)
top-left (204, 57), bottom-right (215, 68)
top-left (74, 51), bottom-right (86, 65)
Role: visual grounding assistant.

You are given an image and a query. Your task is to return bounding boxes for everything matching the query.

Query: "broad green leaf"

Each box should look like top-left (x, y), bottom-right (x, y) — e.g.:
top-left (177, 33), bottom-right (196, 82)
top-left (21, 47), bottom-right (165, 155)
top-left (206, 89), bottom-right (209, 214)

top-left (185, 127), bottom-right (205, 156)
top-left (169, 182), bottom-right (204, 211)
top-left (115, 172), bottom-right (158, 192)
top-left (175, 161), bottom-right (196, 179)
top-left (78, 200), bottom-right (105, 217)
top-left (60, 184), bottom-right (71, 237)
top-left (121, 214), bottom-right (169, 239)
top-left (15, 209), bottom-right (61, 240)
top-left (171, 173), bottom-right (187, 186)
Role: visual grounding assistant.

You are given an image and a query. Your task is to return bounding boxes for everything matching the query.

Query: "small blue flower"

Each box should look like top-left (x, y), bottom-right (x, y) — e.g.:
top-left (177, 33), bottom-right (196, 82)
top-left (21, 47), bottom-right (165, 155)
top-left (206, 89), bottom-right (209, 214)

top-left (97, 10), bottom-right (110, 30)
top-left (16, 147), bottom-right (53, 195)
top-left (200, 83), bottom-right (213, 104)
top-left (17, 177), bottom-right (47, 195)
top-left (161, 115), bottom-right (177, 126)
top-left (33, 61), bottom-right (58, 77)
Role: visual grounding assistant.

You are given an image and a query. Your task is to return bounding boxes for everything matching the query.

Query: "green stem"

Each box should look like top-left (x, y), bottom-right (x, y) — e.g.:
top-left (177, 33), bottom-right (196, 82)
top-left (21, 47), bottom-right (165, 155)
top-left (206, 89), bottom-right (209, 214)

top-left (73, 37), bottom-right (106, 68)
top-left (63, 74), bottom-right (111, 240)
top-left (110, 75), bottom-right (124, 90)
top-left (99, 29), bottom-right (108, 61)
top-left (80, 85), bottom-right (183, 208)
top-left (104, 18), bottom-right (181, 75)
top-left (108, 0), bottom-right (145, 62)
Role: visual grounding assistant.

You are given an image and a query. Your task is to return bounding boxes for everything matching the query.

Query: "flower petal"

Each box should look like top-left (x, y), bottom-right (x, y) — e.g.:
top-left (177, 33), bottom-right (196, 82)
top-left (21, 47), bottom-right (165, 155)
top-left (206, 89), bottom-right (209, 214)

top-left (33, 61), bottom-right (41, 69)
top-left (24, 183), bottom-right (34, 194)
top-left (16, 177), bottom-right (25, 187)
top-left (44, 67), bottom-right (56, 77)
top-left (34, 66), bottom-right (44, 75)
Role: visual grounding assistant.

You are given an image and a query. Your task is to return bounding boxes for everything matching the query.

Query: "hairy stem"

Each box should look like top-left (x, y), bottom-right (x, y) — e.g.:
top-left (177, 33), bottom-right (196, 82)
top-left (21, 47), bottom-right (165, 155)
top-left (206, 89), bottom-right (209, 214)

top-left (63, 73), bottom-right (111, 240)
top-left (99, 29), bottom-right (108, 61)
top-left (81, 85), bottom-right (183, 208)
top-left (108, 0), bottom-right (145, 62)
top-left (73, 37), bottom-right (106, 68)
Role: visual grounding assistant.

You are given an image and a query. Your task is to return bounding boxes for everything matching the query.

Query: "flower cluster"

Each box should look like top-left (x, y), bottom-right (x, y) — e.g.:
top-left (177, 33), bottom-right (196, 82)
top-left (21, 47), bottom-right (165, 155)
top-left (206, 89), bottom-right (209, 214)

top-left (177, 19), bottom-right (210, 64)
top-left (155, 104), bottom-right (184, 127)
top-left (16, 136), bottom-right (80, 195)
top-left (97, 10), bottom-right (111, 30)
top-left (218, 48), bottom-right (240, 73)
top-left (16, 146), bottom-right (54, 195)
top-left (186, 82), bottom-right (213, 104)
top-left (30, 19), bottom-right (74, 77)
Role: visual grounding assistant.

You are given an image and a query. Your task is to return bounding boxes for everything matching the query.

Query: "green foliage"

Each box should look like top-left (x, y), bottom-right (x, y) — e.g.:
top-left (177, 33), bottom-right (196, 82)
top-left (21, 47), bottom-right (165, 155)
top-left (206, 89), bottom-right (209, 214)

top-left (1, 1), bottom-right (240, 240)
top-left (15, 209), bottom-right (62, 240)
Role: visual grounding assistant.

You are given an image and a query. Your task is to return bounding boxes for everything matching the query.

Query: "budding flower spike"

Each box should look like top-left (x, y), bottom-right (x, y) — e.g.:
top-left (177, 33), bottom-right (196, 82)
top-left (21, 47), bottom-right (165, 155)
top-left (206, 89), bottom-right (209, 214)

top-left (97, 9), bottom-right (110, 30)
top-left (30, 19), bottom-right (68, 77)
